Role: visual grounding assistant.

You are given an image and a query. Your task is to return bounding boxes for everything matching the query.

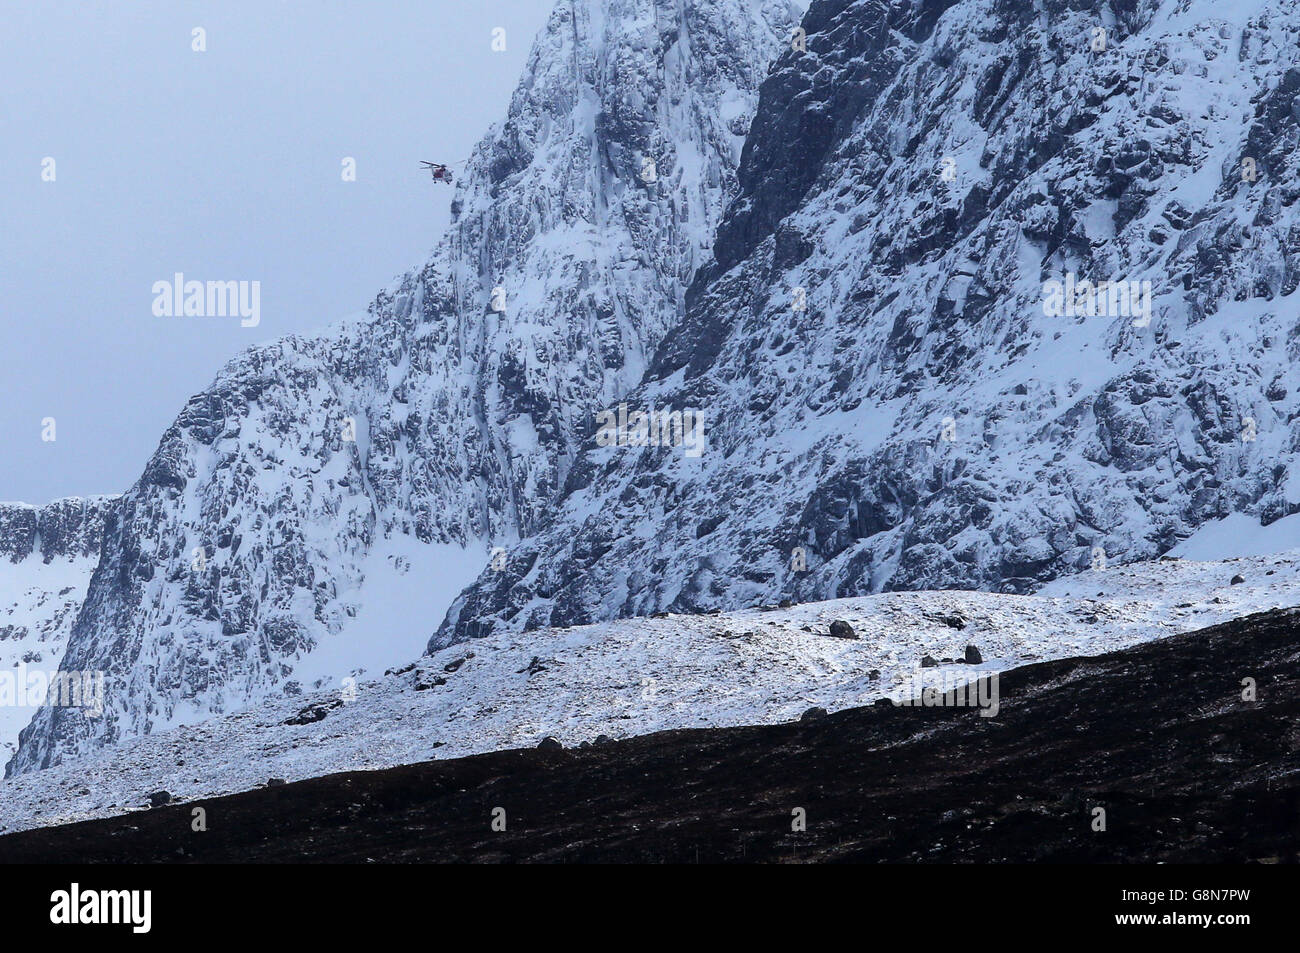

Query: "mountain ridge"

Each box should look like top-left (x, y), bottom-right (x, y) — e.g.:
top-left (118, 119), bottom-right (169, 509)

top-left (5, 0), bottom-right (802, 775)
top-left (437, 0), bottom-right (1300, 645)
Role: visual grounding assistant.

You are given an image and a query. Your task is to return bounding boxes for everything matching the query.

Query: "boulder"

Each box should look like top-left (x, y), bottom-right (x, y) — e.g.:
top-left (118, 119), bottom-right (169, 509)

top-left (829, 620), bottom-right (856, 639)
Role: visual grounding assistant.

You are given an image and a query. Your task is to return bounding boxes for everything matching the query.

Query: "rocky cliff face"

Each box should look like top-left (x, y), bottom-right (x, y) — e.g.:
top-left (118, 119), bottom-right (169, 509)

top-left (6, 0), bottom-right (801, 775)
top-left (437, 0), bottom-right (1300, 643)
top-left (0, 496), bottom-right (117, 759)
top-left (0, 497), bottom-right (116, 564)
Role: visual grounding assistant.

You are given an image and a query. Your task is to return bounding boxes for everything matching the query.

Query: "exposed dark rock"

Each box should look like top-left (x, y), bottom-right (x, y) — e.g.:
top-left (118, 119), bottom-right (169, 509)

top-left (516, 656), bottom-right (548, 677)
top-left (284, 699), bottom-right (344, 726)
top-left (443, 655), bottom-right (472, 674)
top-left (828, 620), bottom-right (856, 640)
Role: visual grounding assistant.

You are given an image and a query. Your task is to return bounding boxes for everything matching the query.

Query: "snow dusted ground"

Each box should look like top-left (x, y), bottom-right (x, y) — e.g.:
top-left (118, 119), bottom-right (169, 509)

top-left (2, 548), bottom-right (1299, 835)
top-left (0, 556), bottom-right (97, 761)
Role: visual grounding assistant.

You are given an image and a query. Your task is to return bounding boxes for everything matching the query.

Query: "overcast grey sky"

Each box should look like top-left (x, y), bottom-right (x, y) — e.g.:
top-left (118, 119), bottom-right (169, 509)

top-left (0, 0), bottom-right (553, 504)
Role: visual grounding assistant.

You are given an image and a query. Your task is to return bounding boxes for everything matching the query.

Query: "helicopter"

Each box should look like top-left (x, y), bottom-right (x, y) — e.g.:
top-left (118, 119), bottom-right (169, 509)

top-left (421, 161), bottom-right (454, 184)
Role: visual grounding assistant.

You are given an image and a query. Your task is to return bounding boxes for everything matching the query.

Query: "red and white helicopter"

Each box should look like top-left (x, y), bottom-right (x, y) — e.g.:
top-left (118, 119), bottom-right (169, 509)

top-left (421, 161), bottom-right (455, 185)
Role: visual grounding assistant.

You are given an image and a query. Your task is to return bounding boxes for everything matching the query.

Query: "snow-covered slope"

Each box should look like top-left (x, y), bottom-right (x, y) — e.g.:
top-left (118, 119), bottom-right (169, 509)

top-left (6, 0), bottom-right (801, 775)
top-left (0, 497), bottom-right (116, 759)
top-left (2, 548), bottom-right (1296, 835)
top-left (440, 0), bottom-right (1300, 642)
top-left (18, 0), bottom-right (1300, 780)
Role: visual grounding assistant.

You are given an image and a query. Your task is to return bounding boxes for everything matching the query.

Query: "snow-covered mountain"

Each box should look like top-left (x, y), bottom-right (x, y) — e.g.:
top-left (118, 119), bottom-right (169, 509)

top-left (0, 497), bottom-right (116, 759)
top-left (5, 0), bottom-right (802, 775)
top-left (438, 0), bottom-right (1300, 642)
top-left (2, 547), bottom-right (1296, 835)
top-left (15, 0), bottom-right (1300, 781)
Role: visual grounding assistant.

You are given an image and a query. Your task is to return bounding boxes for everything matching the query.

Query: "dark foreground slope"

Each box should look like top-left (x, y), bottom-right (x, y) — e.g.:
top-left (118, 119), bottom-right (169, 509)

top-left (3, 609), bottom-right (1298, 863)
